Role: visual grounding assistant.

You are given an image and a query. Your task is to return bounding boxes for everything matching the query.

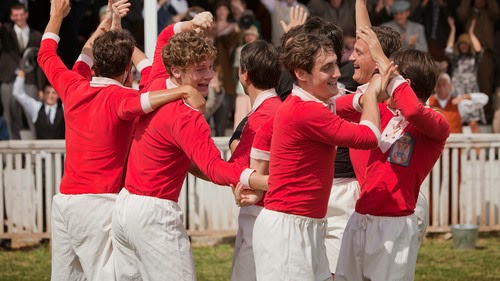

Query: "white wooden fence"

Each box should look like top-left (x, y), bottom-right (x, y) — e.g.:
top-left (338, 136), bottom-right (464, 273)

top-left (0, 135), bottom-right (498, 239)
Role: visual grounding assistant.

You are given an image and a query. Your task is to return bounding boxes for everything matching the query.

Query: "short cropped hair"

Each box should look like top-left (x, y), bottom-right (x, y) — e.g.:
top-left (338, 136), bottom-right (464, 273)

top-left (10, 2), bottom-right (27, 13)
top-left (371, 26), bottom-right (402, 58)
top-left (93, 30), bottom-right (136, 78)
top-left (162, 30), bottom-right (217, 76)
top-left (391, 49), bottom-right (439, 102)
top-left (280, 33), bottom-right (335, 80)
top-left (240, 40), bottom-right (280, 90)
top-left (281, 17), bottom-right (344, 64)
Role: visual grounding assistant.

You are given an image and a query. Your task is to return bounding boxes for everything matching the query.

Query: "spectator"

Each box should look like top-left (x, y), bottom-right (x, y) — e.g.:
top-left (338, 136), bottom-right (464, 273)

top-left (411, 0), bottom-right (451, 62)
top-left (212, 2), bottom-right (240, 136)
top-left (0, 2), bottom-right (45, 139)
top-left (13, 70), bottom-right (65, 139)
top-left (233, 25), bottom-right (259, 130)
top-left (428, 73), bottom-right (463, 133)
top-left (457, 0), bottom-right (499, 123)
top-left (381, 0), bottom-right (428, 52)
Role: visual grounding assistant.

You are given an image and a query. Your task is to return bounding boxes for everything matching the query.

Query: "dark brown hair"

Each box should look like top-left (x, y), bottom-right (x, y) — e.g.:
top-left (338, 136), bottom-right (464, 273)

top-left (280, 33), bottom-right (335, 80)
top-left (93, 30), bottom-right (135, 78)
top-left (240, 40), bottom-right (280, 90)
top-left (391, 49), bottom-right (439, 102)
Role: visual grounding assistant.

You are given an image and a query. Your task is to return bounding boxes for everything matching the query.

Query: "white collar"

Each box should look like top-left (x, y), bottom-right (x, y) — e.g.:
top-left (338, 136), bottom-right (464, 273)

top-left (291, 84), bottom-right (335, 113)
top-left (14, 24), bottom-right (28, 34)
top-left (166, 78), bottom-right (178, 89)
top-left (251, 89), bottom-right (277, 112)
top-left (356, 83), bottom-right (370, 94)
top-left (45, 104), bottom-right (58, 111)
top-left (436, 95), bottom-right (451, 108)
top-left (90, 77), bottom-right (126, 88)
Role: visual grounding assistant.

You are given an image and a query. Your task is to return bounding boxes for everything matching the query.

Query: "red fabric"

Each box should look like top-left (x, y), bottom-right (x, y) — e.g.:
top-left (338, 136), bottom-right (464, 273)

top-left (229, 96), bottom-right (281, 206)
top-left (144, 24), bottom-right (175, 88)
top-left (38, 36), bottom-right (146, 194)
top-left (349, 83), bottom-right (450, 216)
top-left (252, 118), bottom-right (274, 152)
top-left (264, 94), bottom-right (379, 219)
top-left (71, 61), bottom-right (92, 81)
top-left (125, 99), bottom-right (246, 201)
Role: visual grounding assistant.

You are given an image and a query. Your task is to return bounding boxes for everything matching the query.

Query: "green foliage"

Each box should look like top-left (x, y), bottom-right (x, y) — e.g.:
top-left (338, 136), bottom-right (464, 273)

top-left (0, 236), bottom-right (499, 281)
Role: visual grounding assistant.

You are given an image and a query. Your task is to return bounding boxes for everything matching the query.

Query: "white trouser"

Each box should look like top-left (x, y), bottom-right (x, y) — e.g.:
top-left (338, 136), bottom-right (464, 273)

top-left (253, 208), bottom-right (331, 281)
top-left (51, 193), bottom-right (116, 281)
top-left (112, 188), bottom-right (195, 281)
top-left (231, 205), bottom-right (263, 281)
top-left (335, 212), bottom-right (421, 281)
top-left (325, 178), bottom-right (360, 273)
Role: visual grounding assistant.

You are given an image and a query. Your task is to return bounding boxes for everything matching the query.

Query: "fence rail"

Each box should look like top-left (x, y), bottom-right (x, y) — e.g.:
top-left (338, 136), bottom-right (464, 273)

top-left (0, 134), bottom-right (499, 239)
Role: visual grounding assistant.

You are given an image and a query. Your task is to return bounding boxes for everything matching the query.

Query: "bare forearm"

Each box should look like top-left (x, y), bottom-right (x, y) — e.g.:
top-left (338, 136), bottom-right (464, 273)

top-left (359, 93), bottom-right (380, 129)
top-left (249, 173), bottom-right (269, 191)
top-left (45, 15), bottom-right (65, 35)
top-left (148, 88), bottom-right (189, 110)
top-left (356, 0), bottom-right (372, 29)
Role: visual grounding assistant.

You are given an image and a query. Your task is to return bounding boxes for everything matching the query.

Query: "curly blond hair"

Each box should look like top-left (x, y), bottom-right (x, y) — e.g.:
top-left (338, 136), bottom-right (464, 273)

top-left (162, 30), bottom-right (217, 76)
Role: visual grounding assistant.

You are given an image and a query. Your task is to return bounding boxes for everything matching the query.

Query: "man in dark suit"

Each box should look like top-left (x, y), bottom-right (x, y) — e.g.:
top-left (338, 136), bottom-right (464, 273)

top-left (0, 2), bottom-right (45, 139)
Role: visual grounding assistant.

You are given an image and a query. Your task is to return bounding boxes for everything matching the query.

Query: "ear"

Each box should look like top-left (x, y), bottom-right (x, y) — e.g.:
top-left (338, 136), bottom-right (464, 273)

top-left (170, 65), bottom-right (183, 79)
top-left (405, 78), bottom-right (411, 85)
top-left (294, 68), bottom-right (308, 82)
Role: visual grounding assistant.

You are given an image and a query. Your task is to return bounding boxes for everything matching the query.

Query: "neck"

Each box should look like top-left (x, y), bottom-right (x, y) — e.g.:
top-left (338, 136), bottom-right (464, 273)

top-left (246, 84), bottom-right (262, 106)
top-left (297, 82), bottom-right (329, 103)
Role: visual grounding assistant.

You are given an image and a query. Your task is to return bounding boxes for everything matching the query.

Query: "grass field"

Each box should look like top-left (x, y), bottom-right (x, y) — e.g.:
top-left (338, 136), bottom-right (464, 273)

top-left (0, 234), bottom-right (499, 281)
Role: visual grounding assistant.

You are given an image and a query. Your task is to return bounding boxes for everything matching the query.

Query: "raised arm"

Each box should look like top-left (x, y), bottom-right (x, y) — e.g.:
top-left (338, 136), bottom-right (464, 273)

top-left (468, 19), bottom-right (482, 53)
top-left (280, 6), bottom-right (308, 34)
top-left (356, 0), bottom-right (372, 29)
top-left (13, 71), bottom-right (41, 123)
top-left (149, 12), bottom-right (214, 83)
top-left (446, 16), bottom-right (456, 50)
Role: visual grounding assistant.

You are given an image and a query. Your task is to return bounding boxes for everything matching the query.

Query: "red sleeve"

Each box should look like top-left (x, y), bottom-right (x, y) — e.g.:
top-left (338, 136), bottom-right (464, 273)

top-left (394, 83), bottom-right (451, 141)
top-left (335, 94), bottom-right (362, 123)
top-left (172, 106), bottom-right (246, 186)
top-left (148, 24), bottom-right (176, 84)
top-left (109, 87), bottom-right (147, 121)
top-left (298, 103), bottom-right (380, 150)
top-left (252, 118), bottom-right (273, 152)
top-left (72, 60), bottom-right (92, 81)
top-left (37, 36), bottom-right (87, 103)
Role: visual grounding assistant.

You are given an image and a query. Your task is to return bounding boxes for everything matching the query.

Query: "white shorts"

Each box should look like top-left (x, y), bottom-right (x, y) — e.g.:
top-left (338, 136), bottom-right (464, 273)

top-left (335, 212), bottom-right (421, 281)
top-left (112, 188), bottom-right (195, 281)
top-left (231, 205), bottom-right (263, 281)
top-left (415, 191), bottom-right (429, 240)
top-left (253, 208), bottom-right (331, 281)
top-left (325, 178), bottom-right (360, 273)
top-left (51, 193), bottom-right (116, 281)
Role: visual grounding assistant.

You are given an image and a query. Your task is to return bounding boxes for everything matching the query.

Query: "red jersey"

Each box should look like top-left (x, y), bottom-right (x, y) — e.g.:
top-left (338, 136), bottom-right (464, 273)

top-left (38, 33), bottom-right (153, 194)
top-left (229, 90), bottom-right (281, 206)
top-left (125, 79), bottom-right (251, 201)
top-left (338, 78), bottom-right (450, 216)
top-left (264, 85), bottom-right (381, 219)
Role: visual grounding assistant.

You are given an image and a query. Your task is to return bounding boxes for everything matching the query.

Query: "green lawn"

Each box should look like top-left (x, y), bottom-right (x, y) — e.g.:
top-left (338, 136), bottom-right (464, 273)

top-left (0, 235), bottom-right (499, 281)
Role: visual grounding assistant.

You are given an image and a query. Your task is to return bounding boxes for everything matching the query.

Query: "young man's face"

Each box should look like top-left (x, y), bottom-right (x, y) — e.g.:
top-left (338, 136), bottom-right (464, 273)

top-left (178, 58), bottom-right (215, 97)
top-left (350, 38), bottom-right (377, 84)
top-left (10, 8), bottom-right (28, 28)
top-left (301, 49), bottom-right (340, 101)
top-left (43, 86), bottom-right (59, 106)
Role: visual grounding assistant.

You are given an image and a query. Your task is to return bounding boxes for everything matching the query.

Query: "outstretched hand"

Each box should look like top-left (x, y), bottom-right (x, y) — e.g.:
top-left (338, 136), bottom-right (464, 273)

top-left (369, 61), bottom-right (398, 102)
top-left (192, 12), bottom-right (214, 31)
top-left (111, 0), bottom-right (131, 30)
top-left (280, 6), bottom-right (308, 33)
top-left (50, 0), bottom-right (71, 18)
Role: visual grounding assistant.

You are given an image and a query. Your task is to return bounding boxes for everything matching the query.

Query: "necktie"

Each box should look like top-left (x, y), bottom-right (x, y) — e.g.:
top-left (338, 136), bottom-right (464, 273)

top-left (18, 31), bottom-right (25, 51)
top-left (47, 108), bottom-right (52, 125)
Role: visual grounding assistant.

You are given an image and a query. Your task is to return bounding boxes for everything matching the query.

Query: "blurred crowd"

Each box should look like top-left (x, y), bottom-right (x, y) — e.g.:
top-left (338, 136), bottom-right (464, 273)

top-left (1, 0), bottom-right (500, 140)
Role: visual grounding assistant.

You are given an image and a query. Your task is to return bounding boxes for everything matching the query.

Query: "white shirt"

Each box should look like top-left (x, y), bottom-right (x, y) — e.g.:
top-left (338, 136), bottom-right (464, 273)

top-left (13, 24), bottom-right (29, 50)
top-left (13, 76), bottom-right (59, 124)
